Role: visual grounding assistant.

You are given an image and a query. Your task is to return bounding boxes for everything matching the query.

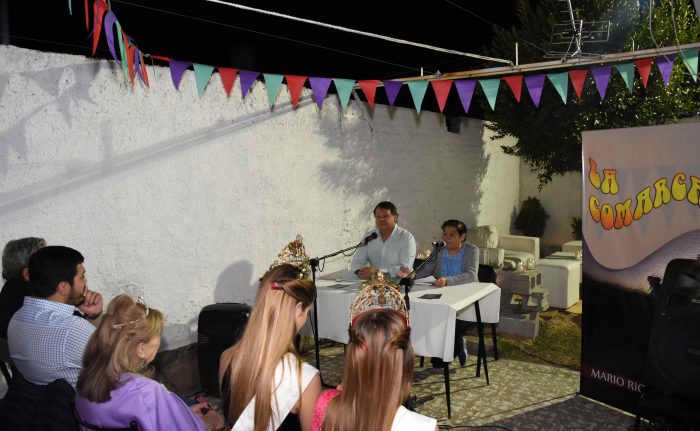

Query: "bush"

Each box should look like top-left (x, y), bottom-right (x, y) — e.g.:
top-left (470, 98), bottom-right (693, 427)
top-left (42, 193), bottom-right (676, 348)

top-left (514, 197), bottom-right (550, 237)
top-left (571, 217), bottom-right (582, 240)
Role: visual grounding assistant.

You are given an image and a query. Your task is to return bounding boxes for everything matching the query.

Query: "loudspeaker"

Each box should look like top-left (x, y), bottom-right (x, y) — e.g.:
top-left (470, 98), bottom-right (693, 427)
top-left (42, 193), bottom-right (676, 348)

top-left (197, 303), bottom-right (251, 397)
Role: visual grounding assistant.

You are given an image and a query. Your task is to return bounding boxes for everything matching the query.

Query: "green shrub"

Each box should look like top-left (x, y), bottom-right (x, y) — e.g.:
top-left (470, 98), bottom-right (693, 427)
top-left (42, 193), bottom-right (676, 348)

top-left (514, 197), bottom-right (550, 237)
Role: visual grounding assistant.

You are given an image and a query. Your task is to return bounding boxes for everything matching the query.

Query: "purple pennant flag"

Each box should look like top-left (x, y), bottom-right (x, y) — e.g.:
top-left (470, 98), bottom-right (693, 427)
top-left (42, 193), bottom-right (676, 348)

top-left (103, 11), bottom-right (119, 64)
top-left (134, 48), bottom-right (145, 85)
top-left (454, 79), bottom-right (476, 113)
top-left (169, 60), bottom-right (191, 90)
top-left (309, 77), bottom-right (332, 109)
top-left (239, 70), bottom-right (260, 98)
top-left (656, 54), bottom-right (676, 86)
top-left (591, 66), bottom-right (612, 100)
top-left (524, 74), bottom-right (546, 107)
top-left (382, 80), bottom-right (403, 106)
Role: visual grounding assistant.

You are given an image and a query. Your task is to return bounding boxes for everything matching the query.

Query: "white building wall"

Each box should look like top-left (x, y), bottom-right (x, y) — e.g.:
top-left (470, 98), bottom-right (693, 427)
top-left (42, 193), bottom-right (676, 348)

top-left (1, 46), bottom-right (520, 349)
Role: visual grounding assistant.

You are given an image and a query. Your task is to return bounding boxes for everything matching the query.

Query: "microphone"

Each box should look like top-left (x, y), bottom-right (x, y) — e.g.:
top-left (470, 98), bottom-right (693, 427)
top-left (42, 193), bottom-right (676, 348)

top-left (432, 241), bottom-right (446, 248)
top-left (362, 232), bottom-right (378, 245)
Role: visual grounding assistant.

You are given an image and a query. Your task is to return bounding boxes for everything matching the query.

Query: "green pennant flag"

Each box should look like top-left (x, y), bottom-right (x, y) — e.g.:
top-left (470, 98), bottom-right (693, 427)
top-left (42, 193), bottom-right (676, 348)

top-left (479, 79), bottom-right (500, 110)
top-left (406, 81), bottom-right (429, 113)
top-left (546, 72), bottom-right (569, 104)
top-left (333, 79), bottom-right (355, 110)
top-left (614, 63), bottom-right (635, 92)
top-left (115, 22), bottom-right (129, 80)
top-left (68, 0), bottom-right (72, 15)
top-left (681, 48), bottom-right (699, 82)
top-left (263, 73), bottom-right (284, 106)
top-left (193, 64), bottom-right (215, 97)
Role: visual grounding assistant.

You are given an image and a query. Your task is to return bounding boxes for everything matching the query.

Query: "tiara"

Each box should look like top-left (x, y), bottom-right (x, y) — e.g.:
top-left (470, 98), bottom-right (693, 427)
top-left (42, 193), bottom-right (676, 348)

top-left (349, 272), bottom-right (409, 326)
top-left (269, 234), bottom-right (312, 280)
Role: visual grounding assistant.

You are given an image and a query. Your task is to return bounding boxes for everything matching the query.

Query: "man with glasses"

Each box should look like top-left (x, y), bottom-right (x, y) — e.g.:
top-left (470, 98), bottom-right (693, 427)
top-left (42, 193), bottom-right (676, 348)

top-left (8, 246), bottom-right (104, 388)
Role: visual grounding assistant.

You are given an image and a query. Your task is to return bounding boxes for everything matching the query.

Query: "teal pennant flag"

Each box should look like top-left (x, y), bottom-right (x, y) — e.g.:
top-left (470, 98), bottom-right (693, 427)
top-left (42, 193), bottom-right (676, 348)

top-left (263, 73), bottom-right (284, 106)
top-left (681, 48), bottom-right (699, 82)
top-left (333, 79), bottom-right (355, 110)
top-left (193, 64), bottom-right (215, 97)
top-left (614, 63), bottom-right (635, 93)
top-left (479, 79), bottom-right (500, 110)
top-left (546, 72), bottom-right (568, 104)
top-left (115, 22), bottom-right (129, 80)
top-left (406, 81), bottom-right (429, 113)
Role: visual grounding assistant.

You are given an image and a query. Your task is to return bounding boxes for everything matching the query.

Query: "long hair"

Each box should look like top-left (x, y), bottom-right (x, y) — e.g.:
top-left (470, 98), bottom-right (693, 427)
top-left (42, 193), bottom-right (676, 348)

top-left (322, 309), bottom-right (413, 431)
top-left (77, 294), bottom-right (164, 402)
top-left (219, 264), bottom-right (316, 431)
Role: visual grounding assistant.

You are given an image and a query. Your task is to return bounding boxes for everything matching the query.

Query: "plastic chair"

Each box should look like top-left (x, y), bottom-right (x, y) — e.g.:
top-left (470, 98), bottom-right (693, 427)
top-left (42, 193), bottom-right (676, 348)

top-left (477, 264), bottom-right (499, 360)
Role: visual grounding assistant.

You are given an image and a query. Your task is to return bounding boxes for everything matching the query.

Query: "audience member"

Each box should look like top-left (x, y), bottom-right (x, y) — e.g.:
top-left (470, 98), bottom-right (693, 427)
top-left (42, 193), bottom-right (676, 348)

top-left (219, 263), bottom-right (321, 431)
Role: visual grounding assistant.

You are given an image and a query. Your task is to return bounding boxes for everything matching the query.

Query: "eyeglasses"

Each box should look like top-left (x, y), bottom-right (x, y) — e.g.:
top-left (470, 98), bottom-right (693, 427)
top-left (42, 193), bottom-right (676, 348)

top-left (112, 296), bottom-right (149, 329)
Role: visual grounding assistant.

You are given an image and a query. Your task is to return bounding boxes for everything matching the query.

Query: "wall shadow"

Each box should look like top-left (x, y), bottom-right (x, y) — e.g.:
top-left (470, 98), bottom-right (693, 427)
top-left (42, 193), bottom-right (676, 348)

top-left (214, 260), bottom-right (255, 304)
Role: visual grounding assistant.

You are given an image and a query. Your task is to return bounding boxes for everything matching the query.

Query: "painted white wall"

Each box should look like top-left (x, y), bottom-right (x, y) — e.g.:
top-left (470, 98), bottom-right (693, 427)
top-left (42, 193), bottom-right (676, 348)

top-left (1, 45), bottom-right (521, 349)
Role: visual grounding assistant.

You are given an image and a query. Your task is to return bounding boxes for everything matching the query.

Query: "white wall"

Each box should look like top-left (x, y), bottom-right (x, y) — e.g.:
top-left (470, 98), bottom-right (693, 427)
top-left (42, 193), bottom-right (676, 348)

top-left (1, 46), bottom-right (520, 349)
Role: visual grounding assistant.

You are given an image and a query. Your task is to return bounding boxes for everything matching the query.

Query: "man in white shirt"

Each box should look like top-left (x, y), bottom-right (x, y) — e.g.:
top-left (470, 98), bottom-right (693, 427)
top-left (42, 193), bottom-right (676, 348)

top-left (351, 201), bottom-right (416, 279)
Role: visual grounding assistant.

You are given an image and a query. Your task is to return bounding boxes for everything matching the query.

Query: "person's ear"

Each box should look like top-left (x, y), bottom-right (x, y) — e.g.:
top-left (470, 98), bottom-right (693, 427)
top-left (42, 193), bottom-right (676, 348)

top-left (295, 301), bottom-right (304, 317)
top-left (136, 342), bottom-right (146, 359)
top-left (57, 280), bottom-right (71, 296)
top-left (21, 267), bottom-right (29, 282)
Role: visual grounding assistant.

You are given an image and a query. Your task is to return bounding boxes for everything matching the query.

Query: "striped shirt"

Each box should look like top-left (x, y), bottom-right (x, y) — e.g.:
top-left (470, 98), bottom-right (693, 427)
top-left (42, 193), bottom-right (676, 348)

top-left (7, 297), bottom-right (95, 388)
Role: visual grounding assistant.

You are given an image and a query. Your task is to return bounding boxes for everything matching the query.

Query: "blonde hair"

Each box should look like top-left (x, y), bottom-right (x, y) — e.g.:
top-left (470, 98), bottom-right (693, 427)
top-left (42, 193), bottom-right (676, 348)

top-left (322, 309), bottom-right (413, 431)
top-left (219, 264), bottom-right (316, 431)
top-left (77, 294), bottom-right (164, 402)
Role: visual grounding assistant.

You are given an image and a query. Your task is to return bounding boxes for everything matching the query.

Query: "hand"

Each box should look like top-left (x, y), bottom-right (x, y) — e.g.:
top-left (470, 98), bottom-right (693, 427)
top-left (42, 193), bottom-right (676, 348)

top-left (202, 410), bottom-right (225, 431)
top-left (432, 277), bottom-right (447, 287)
top-left (78, 289), bottom-right (103, 318)
top-left (396, 266), bottom-right (413, 279)
top-left (357, 266), bottom-right (377, 280)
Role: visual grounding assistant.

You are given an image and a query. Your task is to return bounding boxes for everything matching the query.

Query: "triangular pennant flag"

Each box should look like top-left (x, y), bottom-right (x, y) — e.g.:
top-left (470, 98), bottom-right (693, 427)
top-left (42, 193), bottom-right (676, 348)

top-left (333, 78), bottom-right (355, 110)
top-left (136, 50), bottom-right (149, 87)
top-left (84, 0), bottom-right (89, 29)
top-left (568, 70), bottom-right (588, 99)
top-left (116, 23), bottom-right (128, 79)
top-left (479, 79), bottom-right (500, 110)
top-left (634, 58), bottom-right (654, 89)
top-left (546, 72), bottom-right (568, 104)
top-left (309, 77), bottom-right (332, 109)
top-left (524, 74), bottom-right (546, 107)
top-left (680, 48), bottom-right (698, 82)
top-left (501, 75), bottom-right (523, 102)
top-left (217, 67), bottom-right (237, 97)
top-left (592, 66), bottom-right (612, 100)
top-left (454, 79), bottom-right (476, 113)
top-left (382, 81), bottom-right (403, 106)
top-left (68, 0), bottom-right (72, 15)
top-left (285, 75), bottom-right (307, 108)
top-left (406, 81), bottom-right (429, 113)
top-left (656, 54), bottom-right (676, 86)
top-left (430, 80), bottom-right (453, 112)
top-left (193, 63), bottom-right (215, 97)
top-left (614, 63), bottom-right (635, 93)
top-left (239, 70), bottom-right (260, 98)
top-left (91, 0), bottom-right (108, 55)
top-left (263, 73), bottom-right (284, 106)
top-left (103, 12), bottom-right (119, 64)
top-left (358, 80), bottom-right (379, 108)
top-left (126, 42), bottom-right (136, 86)
top-left (169, 60), bottom-right (191, 90)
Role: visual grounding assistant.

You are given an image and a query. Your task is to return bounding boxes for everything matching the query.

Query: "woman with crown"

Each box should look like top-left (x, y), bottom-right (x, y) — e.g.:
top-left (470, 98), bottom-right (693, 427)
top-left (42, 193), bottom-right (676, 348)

top-left (219, 263), bottom-right (321, 431)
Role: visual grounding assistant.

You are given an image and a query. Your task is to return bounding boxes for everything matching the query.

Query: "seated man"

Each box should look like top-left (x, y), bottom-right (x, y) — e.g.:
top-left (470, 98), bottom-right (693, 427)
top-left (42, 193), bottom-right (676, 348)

top-left (8, 246), bottom-right (103, 388)
top-left (351, 201), bottom-right (416, 279)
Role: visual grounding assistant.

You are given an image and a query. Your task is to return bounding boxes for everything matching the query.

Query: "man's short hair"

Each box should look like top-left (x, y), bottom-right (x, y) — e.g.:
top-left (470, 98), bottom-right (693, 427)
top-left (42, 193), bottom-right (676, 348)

top-left (373, 201), bottom-right (398, 216)
top-left (2, 237), bottom-right (47, 281)
top-left (28, 246), bottom-right (84, 298)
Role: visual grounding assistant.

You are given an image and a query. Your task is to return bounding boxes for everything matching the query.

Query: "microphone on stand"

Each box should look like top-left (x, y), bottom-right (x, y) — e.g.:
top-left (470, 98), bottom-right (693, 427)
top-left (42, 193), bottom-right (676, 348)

top-left (362, 232), bottom-right (378, 245)
top-left (432, 240), bottom-right (446, 249)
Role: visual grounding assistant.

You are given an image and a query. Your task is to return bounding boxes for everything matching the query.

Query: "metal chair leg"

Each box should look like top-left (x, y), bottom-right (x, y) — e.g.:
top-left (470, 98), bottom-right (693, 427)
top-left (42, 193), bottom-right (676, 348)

top-left (491, 323), bottom-right (499, 361)
top-left (419, 356), bottom-right (424, 368)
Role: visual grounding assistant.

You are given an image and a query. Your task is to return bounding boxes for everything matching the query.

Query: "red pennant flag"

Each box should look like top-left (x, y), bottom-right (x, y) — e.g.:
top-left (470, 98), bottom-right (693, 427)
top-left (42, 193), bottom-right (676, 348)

top-left (217, 67), bottom-right (238, 97)
top-left (84, 0), bottom-right (90, 30)
top-left (501, 75), bottom-right (523, 102)
top-left (285, 75), bottom-right (307, 108)
top-left (635, 58), bottom-right (654, 88)
top-left (150, 55), bottom-right (173, 62)
top-left (430, 80), bottom-right (453, 112)
top-left (140, 52), bottom-right (149, 87)
top-left (126, 42), bottom-right (136, 86)
top-left (358, 80), bottom-right (379, 108)
top-left (568, 69), bottom-right (588, 99)
top-left (91, 0), bottom-right (108, 55)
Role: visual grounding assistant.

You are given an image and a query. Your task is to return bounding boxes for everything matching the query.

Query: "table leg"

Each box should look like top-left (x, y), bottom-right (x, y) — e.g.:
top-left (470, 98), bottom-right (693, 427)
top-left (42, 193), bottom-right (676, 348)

top-left (475, 301), bottom-right (490, 385)
top-left (443, 361), bottom-right (451, 418)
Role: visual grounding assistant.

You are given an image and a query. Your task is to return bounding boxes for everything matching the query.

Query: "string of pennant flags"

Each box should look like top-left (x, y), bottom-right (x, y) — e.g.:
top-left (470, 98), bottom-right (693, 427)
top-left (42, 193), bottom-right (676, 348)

top-left (78, 0), bottom-right (699, 115)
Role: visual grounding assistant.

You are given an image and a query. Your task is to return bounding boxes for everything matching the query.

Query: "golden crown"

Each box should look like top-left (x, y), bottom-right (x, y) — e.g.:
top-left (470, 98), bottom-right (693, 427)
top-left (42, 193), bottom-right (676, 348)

top-left (349, 272), bottom-right (409, 326)
top-left (269, 234), bottom-right (312, 280)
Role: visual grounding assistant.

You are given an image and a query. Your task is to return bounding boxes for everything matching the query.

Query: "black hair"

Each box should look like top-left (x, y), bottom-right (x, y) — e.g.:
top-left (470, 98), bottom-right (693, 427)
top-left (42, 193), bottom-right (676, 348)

top-left (441, 219), bottom-right (467, 237)
top-left (373, 201), bottom-right (398, 216)
top-left (28, 246), bottom-right (84, 298)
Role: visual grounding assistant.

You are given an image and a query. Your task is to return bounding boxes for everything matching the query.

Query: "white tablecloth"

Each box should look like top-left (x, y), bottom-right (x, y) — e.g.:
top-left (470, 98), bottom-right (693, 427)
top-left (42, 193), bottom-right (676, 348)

top-left (302, 272), bottom-right (500, 362)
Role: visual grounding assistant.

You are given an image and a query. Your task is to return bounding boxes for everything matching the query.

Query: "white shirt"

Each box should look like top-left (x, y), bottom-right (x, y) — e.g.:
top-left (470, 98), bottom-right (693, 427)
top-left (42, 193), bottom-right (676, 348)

top-left (350, 225), bottom-right (416, 277)
top-left (392, 405), bottom-right (437, 431)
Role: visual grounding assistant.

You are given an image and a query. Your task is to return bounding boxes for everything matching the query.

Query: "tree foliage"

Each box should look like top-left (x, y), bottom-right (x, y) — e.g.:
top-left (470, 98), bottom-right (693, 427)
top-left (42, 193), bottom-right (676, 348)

top-left (483, 0), bottom-right (700, 186)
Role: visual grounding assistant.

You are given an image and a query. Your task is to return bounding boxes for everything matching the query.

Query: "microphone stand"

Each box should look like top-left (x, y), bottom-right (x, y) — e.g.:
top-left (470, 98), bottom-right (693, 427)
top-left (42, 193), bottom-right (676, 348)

top-left (398, 243), bottom-right (445, 313)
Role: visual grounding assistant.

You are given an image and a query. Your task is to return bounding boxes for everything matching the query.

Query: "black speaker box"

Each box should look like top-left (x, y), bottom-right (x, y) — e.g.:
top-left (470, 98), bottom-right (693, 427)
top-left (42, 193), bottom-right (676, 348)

top-left (197, 303), bottom-right (251, 397)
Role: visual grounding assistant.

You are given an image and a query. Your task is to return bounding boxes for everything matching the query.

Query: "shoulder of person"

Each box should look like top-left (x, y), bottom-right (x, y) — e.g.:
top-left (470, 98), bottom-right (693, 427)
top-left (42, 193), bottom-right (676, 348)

top-left (393, 405), bottom-right (437, 430)
top-left (463, 242), bottom-right (479, 251)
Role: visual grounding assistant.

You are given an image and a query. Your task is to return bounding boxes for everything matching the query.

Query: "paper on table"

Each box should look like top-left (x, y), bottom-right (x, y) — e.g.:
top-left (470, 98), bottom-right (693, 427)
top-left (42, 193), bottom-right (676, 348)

top-left (334, 270), bottom-right (361, 284)
top-left (414, 275), bottom-right (436, 285)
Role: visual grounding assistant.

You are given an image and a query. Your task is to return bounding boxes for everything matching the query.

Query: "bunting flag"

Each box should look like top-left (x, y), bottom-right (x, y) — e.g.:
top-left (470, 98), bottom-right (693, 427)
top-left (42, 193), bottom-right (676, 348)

top-left (193, 63), bottom-right (215, 96)
top-left (263, 73), bottom-right (283, 106)
top-left (103, 11), bottom-right (119, 64)
top-left (681, 48), bottom-right (698, 82)
top-left (135, 49), bottom-right (148, 86)
top-left (116, 22), bottom-right (128, 79)
top-left (430, 80), bottom-right (453, 112)
top-left (479, 79), bottom-right (500, 110)
top-left (218, 67), bottom-right (237, 97)
top-left (126, 41), bottom-right (136, 86)
top-left (239, 70), bottom-right (260, 98)
top-left (285, 75), bottom-right (307, 108)
top-left (524, 74), bottom-right (546, 107)
top-left (169, 60), bottom-right (190, 90)
top-left (407, 80), bottom-right (429, 113)
top-left (634, 58), bottom-right (654, 89)
top-left (333, 78), bottom-right (355, 110)
top-left (91, 0), bottom-right (108, 55)
top-left (656, 54), bottom-right (676, 86)
top-left (568, 69), bottom-right (588, 99)
top-left (592, 66), bottom-right (612, 100)
top-left (547, 72), bottom-right (569, 104)
top-left (502, 75), bottom-right (523, 102)
top-left (69, 0), bottom-right (73, 15)
top-left (309, 77), bottom-right (332, 109)
top-left (84, 0), bottom-right (90, 29)
top-left (614, 63), bottom-right (635, 93)
top-left (382, 81), bottom-right (403, 106)
top-left (454, 79), bottom-right (476, 114)
top-left (358, 80), bottom-right (379, 108)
